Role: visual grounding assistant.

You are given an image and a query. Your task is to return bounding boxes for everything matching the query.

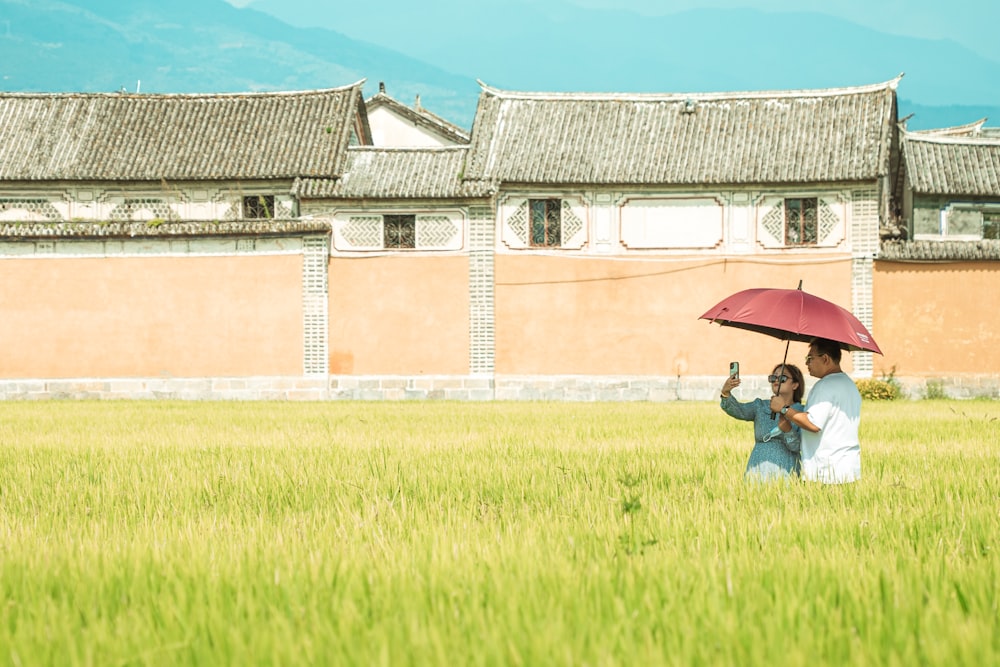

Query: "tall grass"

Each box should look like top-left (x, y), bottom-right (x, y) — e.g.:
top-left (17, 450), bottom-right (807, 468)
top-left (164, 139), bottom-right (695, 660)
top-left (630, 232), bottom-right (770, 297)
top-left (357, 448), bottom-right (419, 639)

top-left (0, 400), bottom-right (997, 666)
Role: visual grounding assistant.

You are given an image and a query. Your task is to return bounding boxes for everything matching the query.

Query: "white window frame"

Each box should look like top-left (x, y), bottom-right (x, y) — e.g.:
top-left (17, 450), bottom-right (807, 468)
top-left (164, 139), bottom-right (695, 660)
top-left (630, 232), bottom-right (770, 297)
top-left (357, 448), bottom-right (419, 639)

top-left (917, 203), bottom-right (1000, 241)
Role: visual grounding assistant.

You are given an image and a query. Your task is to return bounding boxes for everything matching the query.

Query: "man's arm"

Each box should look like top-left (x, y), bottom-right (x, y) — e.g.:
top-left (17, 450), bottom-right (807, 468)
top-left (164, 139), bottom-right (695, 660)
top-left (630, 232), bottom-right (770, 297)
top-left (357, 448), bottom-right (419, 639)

top-left (769, 396), bottom-right (821, 433)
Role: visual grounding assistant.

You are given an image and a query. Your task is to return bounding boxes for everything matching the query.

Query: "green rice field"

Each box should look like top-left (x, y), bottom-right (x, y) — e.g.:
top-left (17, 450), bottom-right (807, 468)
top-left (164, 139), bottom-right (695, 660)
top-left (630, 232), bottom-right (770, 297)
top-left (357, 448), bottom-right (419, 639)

top-left (1, 399), bottom-right (998, 666)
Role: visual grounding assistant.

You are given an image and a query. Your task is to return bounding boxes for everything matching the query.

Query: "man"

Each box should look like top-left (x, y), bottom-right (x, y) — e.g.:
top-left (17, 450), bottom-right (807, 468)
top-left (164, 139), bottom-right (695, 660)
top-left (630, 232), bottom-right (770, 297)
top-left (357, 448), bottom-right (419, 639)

top-left (769, 338), bottom-right (862, 484)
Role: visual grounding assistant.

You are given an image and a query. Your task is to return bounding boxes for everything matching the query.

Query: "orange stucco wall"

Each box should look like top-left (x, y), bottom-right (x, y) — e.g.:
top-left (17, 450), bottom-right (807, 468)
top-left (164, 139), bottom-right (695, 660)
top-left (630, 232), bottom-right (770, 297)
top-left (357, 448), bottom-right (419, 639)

top-left (327, 255), bottom-right (469, 374)
top-left (873, 261), bottom-right (1000, 376)
top-left (494, 254), bottom-right (856, 377)
top-left (0, 255), bottom-right (303, 378)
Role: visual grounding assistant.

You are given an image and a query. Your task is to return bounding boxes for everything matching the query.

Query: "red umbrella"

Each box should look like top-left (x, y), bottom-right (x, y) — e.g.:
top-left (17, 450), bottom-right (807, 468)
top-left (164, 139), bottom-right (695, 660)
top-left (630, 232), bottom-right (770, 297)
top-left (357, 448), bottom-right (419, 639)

top-left (700, 281), bottom-right (881, 418)
top-left (699, 282), bottom-right (882, 354)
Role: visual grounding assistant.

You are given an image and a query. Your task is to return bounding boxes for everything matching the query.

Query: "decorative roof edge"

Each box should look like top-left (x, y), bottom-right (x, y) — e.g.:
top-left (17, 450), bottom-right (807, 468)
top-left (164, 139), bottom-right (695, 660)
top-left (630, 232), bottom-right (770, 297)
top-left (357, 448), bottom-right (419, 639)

top-left (0, 219), bottom-right (330, 239)
top-left (291, 176), bottom-right (498, 199)
top-left (910, 117), bottom-right (988, 136)
top-left (879, 239), bottom-right (1000, 262)
top-left (0, 80), bottom-right (367, 100)
top-left (900, 127), bottom-right (1000, 147)
top-left (475, 74), bottom-right (902, 102)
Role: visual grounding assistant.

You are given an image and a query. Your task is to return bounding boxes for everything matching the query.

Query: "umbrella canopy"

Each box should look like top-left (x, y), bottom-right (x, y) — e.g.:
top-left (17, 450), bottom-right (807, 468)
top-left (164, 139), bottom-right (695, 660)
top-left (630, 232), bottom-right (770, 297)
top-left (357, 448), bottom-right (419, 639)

top-left (699, 286), bottom-right (882, 354)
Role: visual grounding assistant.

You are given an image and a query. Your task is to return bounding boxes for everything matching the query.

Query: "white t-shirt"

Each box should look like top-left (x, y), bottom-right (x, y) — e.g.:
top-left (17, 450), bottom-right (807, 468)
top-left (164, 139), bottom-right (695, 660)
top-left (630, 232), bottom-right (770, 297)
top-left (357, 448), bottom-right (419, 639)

top-left (801, 371), bottom-right (862, 483)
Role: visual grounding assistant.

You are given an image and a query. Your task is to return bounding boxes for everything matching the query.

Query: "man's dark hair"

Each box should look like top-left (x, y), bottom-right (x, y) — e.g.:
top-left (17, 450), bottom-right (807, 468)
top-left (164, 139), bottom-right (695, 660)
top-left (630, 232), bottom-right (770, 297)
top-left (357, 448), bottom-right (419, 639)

top-left (810, 338), bottom-right (842, 363)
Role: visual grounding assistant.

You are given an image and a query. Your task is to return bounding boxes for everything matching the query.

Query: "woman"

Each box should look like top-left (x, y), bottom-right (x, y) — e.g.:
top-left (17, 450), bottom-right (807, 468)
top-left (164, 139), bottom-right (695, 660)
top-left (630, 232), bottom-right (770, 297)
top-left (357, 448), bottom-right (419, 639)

top-left (720, 363), bottom-right (805, 481)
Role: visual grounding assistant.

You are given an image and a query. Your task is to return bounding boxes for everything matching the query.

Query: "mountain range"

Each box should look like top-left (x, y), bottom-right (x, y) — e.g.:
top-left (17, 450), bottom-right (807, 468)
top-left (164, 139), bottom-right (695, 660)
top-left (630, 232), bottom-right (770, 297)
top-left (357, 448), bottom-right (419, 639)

top-left (2, 0), bottom-right (999, 131)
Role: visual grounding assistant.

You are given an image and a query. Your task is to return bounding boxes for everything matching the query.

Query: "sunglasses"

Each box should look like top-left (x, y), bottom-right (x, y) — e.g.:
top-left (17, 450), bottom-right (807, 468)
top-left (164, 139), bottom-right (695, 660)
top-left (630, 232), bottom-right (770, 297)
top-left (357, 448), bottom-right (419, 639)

top-left (768, 374), bottom-right (790, 383)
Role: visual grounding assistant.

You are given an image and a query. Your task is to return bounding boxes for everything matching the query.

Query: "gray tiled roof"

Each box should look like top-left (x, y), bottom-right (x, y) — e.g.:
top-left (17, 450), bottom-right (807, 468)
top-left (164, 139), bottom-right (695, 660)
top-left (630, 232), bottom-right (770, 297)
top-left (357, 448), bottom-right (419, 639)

top-left (911, 118), bottom-right (987, 137)
top-left (464, 79), bottom-right (899, 185)
top-left (0, 83), bottom-right (369, 181)
top-left (902, 132), bottom-right (1000, 196)
top-left (880, 239), bottom-right (1000, 261)
top-left (293, 147), bottom-right (495, 199)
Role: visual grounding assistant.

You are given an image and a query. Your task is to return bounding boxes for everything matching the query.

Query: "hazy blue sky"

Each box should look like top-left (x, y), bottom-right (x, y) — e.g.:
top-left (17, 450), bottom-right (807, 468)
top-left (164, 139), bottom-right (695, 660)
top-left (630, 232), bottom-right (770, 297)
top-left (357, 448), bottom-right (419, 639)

top-left (226, 0), bottom-right (1000, 62)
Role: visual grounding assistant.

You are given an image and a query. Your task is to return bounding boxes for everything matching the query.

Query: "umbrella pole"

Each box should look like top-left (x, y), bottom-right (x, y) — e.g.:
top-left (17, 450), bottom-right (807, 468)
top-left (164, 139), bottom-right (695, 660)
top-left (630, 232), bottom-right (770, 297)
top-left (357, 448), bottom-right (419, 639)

top-left (771, 339), bottom-right (792, 418)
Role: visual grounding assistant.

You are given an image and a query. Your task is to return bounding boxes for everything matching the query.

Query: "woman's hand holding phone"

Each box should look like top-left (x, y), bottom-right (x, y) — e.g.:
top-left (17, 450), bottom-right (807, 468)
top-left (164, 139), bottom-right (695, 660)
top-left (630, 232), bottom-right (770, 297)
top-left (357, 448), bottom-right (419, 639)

top-left (721, 361), bottom-right (741, 397)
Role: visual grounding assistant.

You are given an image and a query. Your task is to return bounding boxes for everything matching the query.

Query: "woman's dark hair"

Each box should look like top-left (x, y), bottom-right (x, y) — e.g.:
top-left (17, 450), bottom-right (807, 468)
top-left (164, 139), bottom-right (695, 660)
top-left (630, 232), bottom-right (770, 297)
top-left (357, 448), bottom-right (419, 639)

top-left (773, 363), bottom-right (805, 404)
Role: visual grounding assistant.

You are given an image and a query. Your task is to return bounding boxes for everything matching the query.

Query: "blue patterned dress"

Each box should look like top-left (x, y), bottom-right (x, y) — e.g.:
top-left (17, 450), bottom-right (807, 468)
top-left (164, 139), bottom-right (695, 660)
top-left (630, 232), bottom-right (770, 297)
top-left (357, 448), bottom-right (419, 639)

top-left (720, 395), bottom-right (802, 481)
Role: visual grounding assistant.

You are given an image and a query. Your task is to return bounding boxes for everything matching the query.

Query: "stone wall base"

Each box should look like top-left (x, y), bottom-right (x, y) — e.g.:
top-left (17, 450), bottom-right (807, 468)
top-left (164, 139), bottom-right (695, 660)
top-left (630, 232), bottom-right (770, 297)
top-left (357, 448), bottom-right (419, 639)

top-left (0, 375), bottom-right (997, 401)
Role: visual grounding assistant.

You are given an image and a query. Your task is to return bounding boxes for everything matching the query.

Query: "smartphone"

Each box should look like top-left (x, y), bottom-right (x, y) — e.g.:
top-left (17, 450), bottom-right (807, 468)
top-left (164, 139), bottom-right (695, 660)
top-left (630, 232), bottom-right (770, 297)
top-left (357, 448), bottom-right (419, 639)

top-left (729, 361), bottom-right (739, 378)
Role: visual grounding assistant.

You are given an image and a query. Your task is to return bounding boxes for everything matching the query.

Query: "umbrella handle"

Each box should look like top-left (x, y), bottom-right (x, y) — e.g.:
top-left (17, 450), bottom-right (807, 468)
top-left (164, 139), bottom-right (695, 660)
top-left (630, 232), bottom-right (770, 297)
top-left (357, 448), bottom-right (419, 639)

top-left (771, 339), bottom-right (792, 419)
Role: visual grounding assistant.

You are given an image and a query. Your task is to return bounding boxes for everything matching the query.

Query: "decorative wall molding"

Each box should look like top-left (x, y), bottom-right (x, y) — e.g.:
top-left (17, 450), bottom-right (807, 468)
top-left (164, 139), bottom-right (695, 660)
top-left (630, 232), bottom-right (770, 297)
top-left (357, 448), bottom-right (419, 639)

top-left (0, 187), bottom-right (294, 223)
top-left (850, 188), bottom-right (879, 376)
top-left (330, 209), bottom-right (465, 252)
top-left (498, 194), bottom-right (589, 250)
top-left (618, 195), bottom-right (725, 249)
top-left (0, 198), bottom-right (64, 222)
top-left (756, 193), bottom-right (847, 249)
top-left (302, 235), bottom-right (330, 375)
top-left (468, 206), bottom-right (496, 375)
top-left (340, 215), bottom-right (384, 249)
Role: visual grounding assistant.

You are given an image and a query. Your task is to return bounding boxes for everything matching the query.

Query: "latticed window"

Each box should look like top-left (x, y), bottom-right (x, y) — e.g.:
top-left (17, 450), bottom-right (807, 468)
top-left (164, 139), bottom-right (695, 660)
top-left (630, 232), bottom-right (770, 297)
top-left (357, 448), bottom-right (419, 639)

top-left (338, 213), bottom-right (460, 251)
top-left (109, 198), bottom-right (177, 222)
top-left (0, 198), bottom-right (63, 221)
top-left (529, 199), bottom-right (561, 247)
top-left (243, 195), bottom-right (275, 219)
top-left (984, 212), bottom-right (1000, 240)
top-left (784, 198), bottom-right (818, 245)
top-left (384, 214), bottom-right (416, 249)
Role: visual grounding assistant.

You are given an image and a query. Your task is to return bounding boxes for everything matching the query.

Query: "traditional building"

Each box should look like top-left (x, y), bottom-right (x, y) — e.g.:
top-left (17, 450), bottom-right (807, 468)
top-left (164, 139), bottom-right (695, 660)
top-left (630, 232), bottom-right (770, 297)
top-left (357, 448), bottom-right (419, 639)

top-left (453, 78), bottom-right (899, 399)
top-left (0, 83), bottom-right (370, 398)
top-left (898, 124), bottom-right (1000, 243)
top-left (1, 76), bottom-right (996, 400)
top-left (294, 145), bottom-right (496, 398)
top-left (873, 124), bottom-right (1000, 396)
